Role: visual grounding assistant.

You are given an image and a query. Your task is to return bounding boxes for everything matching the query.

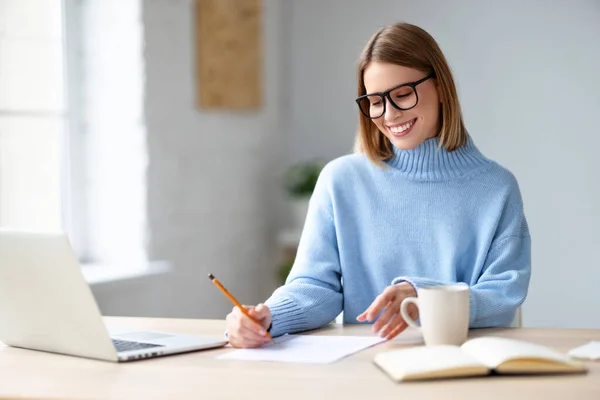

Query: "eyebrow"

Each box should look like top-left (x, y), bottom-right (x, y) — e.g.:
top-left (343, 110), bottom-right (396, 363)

top-left (362, 73), bottom-right (434, 97)
top-left (363, 81), bottom-right (412, 97)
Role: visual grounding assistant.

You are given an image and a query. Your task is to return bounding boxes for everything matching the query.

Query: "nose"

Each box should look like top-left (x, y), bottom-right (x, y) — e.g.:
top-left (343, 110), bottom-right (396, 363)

top-left (383, 98), bottom-right (402, 122)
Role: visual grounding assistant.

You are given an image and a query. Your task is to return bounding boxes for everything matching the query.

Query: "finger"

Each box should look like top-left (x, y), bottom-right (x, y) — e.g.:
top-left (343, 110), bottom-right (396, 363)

top-left (385, 320), bottom-right (408, 341)
top-left (356, 306), bottom-right (368, 321)
top-left (238, 311), bottom-right (268, 336)
top-left (231, 324), bottom-right (269, 347)
top-left (372, 301), bottom-right (399, 333)
top-left (365, 292), bottom-right (394, 322)
top-left (360, 286), bottom-right (397, 322)
top-left (225, 311), bottom-right (235, 332)
top-left (385, 304), bottom-right (418, 341)
top-left (227, 308), bottom-right (269, 345)
top-left (225, 313), bottom-right (240, 346)
top-left (228, 313), bottom-right (269, 347)
top-left (228, 327), bottom-right (265, 348)
top-left (249, 304), bottom-right (268, 322)
top-left (229, 334), bottom-right (267, 349)
top-left (254, 303), bottom-right (267, 315)
top-left (232, 305), bottom-right (265, 332)
top-left (378, 312), bottom-right (404, 338)
top-left (408, 303), bottom-right (419, 321)
top-left (356, 309), bottom-right (369, 322)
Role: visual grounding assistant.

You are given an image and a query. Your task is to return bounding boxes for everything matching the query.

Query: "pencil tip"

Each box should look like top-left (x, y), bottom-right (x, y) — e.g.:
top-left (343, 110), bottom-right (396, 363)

top-left (208, 273), bottom-right (215, 280)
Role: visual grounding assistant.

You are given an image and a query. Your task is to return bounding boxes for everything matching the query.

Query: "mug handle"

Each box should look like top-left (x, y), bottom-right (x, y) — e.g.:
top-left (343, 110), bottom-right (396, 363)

top-left (400, 297), bottom-right (420, 330)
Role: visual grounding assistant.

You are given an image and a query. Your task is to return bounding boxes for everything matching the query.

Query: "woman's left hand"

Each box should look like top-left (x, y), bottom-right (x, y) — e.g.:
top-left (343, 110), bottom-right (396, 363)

top-left (356, 282), bottom-right (418, 340)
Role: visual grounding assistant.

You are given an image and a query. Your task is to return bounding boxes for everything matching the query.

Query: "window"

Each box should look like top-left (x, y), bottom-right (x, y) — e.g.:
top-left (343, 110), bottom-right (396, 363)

top-left (0, 0), bottom-right (148, 267)
top-left (0, 0), bottom-right (65, 232)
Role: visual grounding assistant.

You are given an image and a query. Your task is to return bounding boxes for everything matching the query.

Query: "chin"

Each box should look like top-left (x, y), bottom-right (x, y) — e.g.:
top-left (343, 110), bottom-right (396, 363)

top-left (389, 135), bottom-right (426, 151)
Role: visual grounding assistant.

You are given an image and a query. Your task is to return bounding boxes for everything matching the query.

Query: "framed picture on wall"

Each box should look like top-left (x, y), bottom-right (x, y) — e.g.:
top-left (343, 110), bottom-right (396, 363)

top-left (194, 0), bottom-right (262, 110)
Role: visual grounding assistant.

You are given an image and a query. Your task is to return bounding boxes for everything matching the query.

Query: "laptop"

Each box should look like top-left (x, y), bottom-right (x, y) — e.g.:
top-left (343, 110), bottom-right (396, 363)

top-left (0, 230), bottom-right (227, 362)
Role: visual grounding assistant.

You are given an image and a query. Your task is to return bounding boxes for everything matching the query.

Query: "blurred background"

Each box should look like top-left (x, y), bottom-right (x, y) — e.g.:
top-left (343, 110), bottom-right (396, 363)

top-left (1, 0), bottom-right (598, 328)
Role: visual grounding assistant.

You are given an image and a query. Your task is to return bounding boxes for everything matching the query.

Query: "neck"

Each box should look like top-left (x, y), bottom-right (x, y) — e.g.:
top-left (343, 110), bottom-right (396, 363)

top-left (386, 136), bottom-right (489, 181)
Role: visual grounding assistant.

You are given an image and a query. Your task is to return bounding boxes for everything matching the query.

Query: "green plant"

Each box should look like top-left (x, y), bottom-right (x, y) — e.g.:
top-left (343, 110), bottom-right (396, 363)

top-left (283, 160), bottom-right (324, 198)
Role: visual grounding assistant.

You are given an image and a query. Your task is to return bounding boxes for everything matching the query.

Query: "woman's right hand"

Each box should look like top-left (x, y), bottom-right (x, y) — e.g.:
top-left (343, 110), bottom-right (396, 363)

top-left (225, 303), bottom-right (272, 348)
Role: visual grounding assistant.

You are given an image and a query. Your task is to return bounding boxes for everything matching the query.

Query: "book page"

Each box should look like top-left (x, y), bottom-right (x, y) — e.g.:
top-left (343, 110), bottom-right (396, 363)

top-left (374, 345), bottom-right (489, 382)
top-left (217, 334), bottom-right (384, 364)
top-left (568, 341), bottom-right (600, 360)
top-left (461, 337), bottom-right (584, 371)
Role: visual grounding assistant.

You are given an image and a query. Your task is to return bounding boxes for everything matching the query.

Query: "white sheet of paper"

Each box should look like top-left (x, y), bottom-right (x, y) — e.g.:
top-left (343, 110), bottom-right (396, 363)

top-left (217, 334), bottom-right (385, 364)
top-left (389, 326), bottom-right (424, 345)
top-left (568, 341), bottom-right (600, 360)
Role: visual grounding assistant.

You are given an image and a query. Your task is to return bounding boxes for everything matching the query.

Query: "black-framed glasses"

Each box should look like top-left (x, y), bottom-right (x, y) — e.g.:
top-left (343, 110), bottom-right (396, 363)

top-left (355, 72), bottom-right (435, 119)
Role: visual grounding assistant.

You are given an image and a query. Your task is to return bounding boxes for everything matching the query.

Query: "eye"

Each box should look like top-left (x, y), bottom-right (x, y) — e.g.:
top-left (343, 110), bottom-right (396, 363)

top-left (392, 86), bottom-right (414, 100)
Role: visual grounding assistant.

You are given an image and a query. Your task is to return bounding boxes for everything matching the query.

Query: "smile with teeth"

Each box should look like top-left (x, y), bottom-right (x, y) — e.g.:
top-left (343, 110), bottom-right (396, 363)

top-left (389, 118), bottom-right (416, 134)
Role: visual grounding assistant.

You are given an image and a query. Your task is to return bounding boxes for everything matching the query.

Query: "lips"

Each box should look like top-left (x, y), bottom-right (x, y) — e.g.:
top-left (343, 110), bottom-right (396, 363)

top-left (388, 118), bottom-right (417, 137)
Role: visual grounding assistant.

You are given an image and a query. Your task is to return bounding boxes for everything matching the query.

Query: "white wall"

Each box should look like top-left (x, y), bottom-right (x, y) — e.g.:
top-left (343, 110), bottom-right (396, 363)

top-left (287, 0), bottom-right (600, 328)
top-left (143, 0), bottom-right (288, 319)
top-left (71, 0), bottom-right (290, 319)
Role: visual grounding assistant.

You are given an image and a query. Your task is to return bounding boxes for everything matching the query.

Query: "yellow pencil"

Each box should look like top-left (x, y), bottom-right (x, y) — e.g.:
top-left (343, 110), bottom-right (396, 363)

top-left (208, 273), bottom-right (271, 339)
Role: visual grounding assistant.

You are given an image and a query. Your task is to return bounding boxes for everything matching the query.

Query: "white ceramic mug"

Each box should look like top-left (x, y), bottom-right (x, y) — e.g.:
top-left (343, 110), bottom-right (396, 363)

top-left (400, 284), bottom-right (470, 346)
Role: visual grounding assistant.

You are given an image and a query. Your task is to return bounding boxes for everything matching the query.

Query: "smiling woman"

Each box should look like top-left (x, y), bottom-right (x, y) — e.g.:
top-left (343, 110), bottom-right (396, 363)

top-left (356, 71), bottom-right (435, 139)
top-left (223, 22), bottom-right (531, 349)
top-left (354, 23), bottom-right (467, 158)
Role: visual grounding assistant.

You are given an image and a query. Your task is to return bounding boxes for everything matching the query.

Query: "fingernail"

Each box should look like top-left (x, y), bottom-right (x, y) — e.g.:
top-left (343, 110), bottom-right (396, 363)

top-left (260, 330), bottom-right (267, 336)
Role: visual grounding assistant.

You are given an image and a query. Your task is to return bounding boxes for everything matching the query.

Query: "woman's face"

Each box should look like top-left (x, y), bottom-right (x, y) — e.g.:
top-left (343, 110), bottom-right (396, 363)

top-left (362, 62), bottom-right (441, 150)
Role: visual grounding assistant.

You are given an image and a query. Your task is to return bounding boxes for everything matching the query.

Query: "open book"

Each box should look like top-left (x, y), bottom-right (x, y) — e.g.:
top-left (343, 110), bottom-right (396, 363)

top-left (374, 337), bottom-right (587, 382)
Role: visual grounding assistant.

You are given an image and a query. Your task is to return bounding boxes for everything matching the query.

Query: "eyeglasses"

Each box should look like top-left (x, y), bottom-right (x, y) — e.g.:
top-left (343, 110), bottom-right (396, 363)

top-left (355, 72), bottom-right (435, 119)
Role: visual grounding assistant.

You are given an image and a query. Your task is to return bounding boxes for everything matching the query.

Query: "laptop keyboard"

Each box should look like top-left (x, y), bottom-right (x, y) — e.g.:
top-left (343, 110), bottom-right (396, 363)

top-left (112, 339), bottom-right (164, 353)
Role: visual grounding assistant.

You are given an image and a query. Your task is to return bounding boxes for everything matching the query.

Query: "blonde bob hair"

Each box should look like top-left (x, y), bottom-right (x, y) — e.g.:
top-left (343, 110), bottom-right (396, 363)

top-left (354, 23), bottom-right (467, 164)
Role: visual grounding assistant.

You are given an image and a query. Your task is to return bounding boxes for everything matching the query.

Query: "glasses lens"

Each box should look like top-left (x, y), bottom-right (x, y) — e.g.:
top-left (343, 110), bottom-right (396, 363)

top-left (390, 85), bottom-right (417, 110)
top-left (358, 95), bottom-right (385, 118)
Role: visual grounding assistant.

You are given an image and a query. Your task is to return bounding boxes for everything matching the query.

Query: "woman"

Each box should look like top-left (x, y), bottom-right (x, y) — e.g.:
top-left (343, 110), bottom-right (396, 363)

top-left (225, 22), bottom-right (531, 348)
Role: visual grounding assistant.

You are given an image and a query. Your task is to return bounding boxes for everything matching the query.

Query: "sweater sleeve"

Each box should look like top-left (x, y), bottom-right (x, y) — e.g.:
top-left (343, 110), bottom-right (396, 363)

top-left (264, 166), bottom-right (343, 337)
top-left (392, 176), bottom-right (532, 328)
top-left (393, 235), bottom-right (531, 327)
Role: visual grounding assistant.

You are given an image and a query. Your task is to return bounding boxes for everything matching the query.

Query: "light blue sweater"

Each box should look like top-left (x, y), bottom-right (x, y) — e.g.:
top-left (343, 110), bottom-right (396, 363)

top-left (265, 136), bottom-right (531, 337)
